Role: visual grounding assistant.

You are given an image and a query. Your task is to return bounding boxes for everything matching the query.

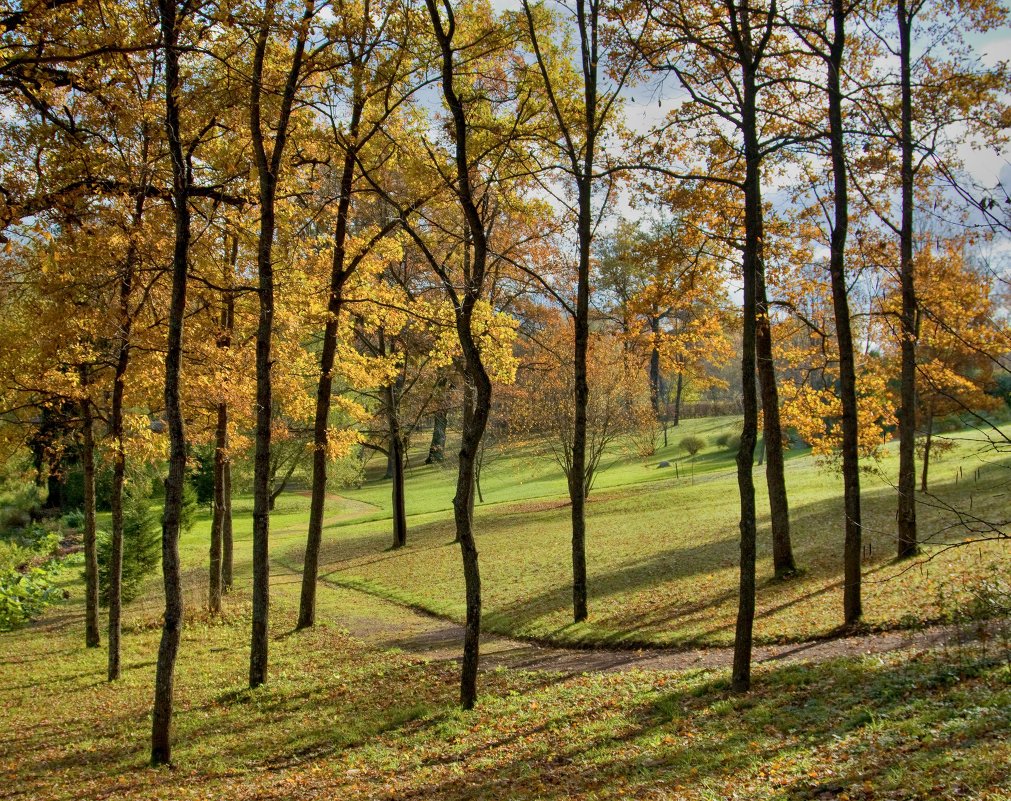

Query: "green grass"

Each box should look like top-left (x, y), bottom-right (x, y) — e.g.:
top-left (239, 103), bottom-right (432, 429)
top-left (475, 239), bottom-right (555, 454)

top-left (275, 418), bottom-right (1011, 648)
top-left (1, 580), bottom-right (1009, 800)
top-left (3, 414), bottom-right (1010, 799)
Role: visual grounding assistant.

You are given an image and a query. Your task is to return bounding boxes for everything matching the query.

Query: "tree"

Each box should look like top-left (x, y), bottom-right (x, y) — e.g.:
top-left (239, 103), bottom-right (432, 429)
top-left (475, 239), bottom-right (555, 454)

top-left (890, 240), bottom-right (1006, 491)
top-left (246, 0), bottom-right (316, 689)
top-left (784, 0), bottom-right (864, 621)
top-left (850, 0), bottom-right (1008, 559)
top-left (511, 318), bottom-right (650, 493)
top-left (98, 483), bottom-right (161, 606)
top-left (413, 0), bottom-right (535, 707)
top-left (637, 0), bottom-right (813, 689)
top-left (518, 0), bottom-right (641, 625)
top-left (297, 0), bottom-right (424, 628)
top-left (151, 0), bottom-right (190, 766)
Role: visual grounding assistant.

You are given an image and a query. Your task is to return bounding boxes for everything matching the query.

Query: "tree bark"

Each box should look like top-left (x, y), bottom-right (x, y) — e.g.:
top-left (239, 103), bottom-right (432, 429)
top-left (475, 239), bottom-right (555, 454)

top-left (209, 402), bottom-right (225, 616)
top-left (108, 247), bottom-right (136, 680)
top-left (423, 0), bottom-right (497, 708)
top-left (389, 424), bottom-right (407, 550)
top-left (297, 264), bottom-right (349, 626)
top-left (426, 407), bottom-right (448, 463)
top-left (454, 366), bottom-right (488, 710)
top-left (824, 0), bottom-right (863, 626)
top-left (672, 371), bottom-right (684, 427)
top-left (384, 333), bottom-right (407, 550)
top-left (222, 459), bottom-right (233, 592)
top-left (567, 0), bottom-right (597, 626)
top-left (247, 0), bottom-right (310, 687)
top-left (649, 319), bottom-right (662, 416)
top-left (896, 0), bottom-right (918, 559)
top-left (568, 171), bottom-right (591, 625)
top-left (79, 378), bottom-right (100, 650)
top-left (920, 401), bottom-right (933, 492)
top-left (732, 33), bottom-right (763, 695)
top-left (152, 0), bottom-right (189, 764)
top-left (756, 276), bottom-right (795, 577)
top-left (210, 247), bottom-right (235, 616)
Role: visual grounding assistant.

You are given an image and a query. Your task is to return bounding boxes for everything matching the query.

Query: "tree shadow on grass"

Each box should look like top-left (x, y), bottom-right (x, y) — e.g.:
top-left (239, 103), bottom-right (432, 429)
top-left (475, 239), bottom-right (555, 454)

top-left (350, 651), bottom-right (1008, 801)
top-left (480, 461), bottom-right (1011, 647)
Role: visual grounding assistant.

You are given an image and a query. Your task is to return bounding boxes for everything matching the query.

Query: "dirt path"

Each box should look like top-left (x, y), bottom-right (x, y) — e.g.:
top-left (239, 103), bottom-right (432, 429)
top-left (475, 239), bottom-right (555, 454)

top-left (309, 573), bottom-right (998, 675)
top-left (272, 492), bottom-right (1000, 675)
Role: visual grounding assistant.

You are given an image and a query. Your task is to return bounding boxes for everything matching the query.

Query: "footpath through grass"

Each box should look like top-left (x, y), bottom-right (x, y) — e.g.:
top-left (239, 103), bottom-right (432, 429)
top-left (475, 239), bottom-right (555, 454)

top-left (3, 416), bottom-right (1011, 799)
top-left (2, 569), bottom-right (1010, 801)
top-left (280, 418), bottom-right (1011, 648)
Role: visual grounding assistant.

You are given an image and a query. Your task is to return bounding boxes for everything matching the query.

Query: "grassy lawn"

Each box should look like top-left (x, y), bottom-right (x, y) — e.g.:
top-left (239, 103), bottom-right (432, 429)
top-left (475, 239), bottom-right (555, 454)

top-left (3, 415), bottom-right (1010, 799)
top-left (1, 577), bottom-right (1009, 800)
top-left (269, 418), bottom-right (1011, 647)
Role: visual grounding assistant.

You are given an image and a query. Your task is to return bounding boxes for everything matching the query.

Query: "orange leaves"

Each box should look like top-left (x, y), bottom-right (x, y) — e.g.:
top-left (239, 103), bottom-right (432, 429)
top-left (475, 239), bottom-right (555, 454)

top-left (778, 364), bottom-right (896, 461)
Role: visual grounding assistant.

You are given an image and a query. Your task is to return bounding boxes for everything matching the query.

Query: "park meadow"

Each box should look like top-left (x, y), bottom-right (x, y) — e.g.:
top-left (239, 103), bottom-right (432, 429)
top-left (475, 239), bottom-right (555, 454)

top-left (2, 0), bottom-right (1011, 797)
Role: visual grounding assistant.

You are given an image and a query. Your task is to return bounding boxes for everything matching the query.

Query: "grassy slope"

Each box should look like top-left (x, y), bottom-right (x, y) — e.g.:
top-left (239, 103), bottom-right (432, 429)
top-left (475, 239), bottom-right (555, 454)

top-left (1, 575), bottom-right (1009, 801)
top-left (282, 417), bottom-right (1011, 647)
top-left (3, 416), bottom-right (1009, 800)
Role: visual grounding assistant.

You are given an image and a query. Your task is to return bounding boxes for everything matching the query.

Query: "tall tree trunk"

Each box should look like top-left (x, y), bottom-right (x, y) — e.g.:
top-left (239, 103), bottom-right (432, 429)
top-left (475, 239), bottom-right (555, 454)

top-left (152, 0), bottom-right (189, 764)
top-left (210, 247), bottom-right (235, 616)
top-left (825, 0), bottom-right (863, 626)
top-left (896, 0), bottom-right (918, 559)
top-left (732, 56), bottom-right (762, 696)
top-left (249, 151), bottom-right (275, 690)
top-left (672, 371), bottom-right (684, 426)
top-left (209, 402), bottom-right (225, 616)
top-left (756, 283), bottom-right (796, 577)
top-left (384, 333), bottom-right (407, 550)
top-left (389, 433), bottom-right (407, 548)
top-left (297, 242), bottom-right (348, 627)
top-left (426, 407), bottom-right (448, 463)
top-left (455, 365), bottom-right (489, 709)
top-left (222, 459), bottom-right (233, 591)
top-left (570, 163), bottom-right (591, 626)
top-left (108, 247), bottom-right (135, 680)
top-left (649, 319), bottom-right (662, 416)
top-left (247, 0), bottom-right (310, 687)
top-left (920, 401), bottom-right (933, 492)
top-left (79, 379), bottom-right (100, 650)
top-left (423, 0), bottom-right (497, 707)
top-left (459, 372), bottom-right (475, 542)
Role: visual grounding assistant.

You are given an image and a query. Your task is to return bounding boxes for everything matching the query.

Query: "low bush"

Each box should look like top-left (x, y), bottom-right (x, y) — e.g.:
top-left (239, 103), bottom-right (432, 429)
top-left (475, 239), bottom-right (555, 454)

top-left (0, 519), bottom-right (67, 631)
top-left (0, 562), bottom-right (64, 631)
top-left (61, 509), bottom-right (85, 530)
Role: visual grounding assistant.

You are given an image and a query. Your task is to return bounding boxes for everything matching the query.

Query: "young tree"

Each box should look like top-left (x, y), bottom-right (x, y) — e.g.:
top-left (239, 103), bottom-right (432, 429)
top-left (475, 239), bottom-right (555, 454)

top-left (851, 0), bottom-right (1008, 558)
top-left (888, 240), bottom-right (1006, 491)
top-left (151, 0), bottom-right (189, 766)
top-left (638, 0), bottom-right (813, 688)
top-left (246, 0), bottom-right (316, 689)
top-left (785, 0), bottom-right (864, 621)
top-left (297, 0), bottom-right (425, 628)
top-left (518, 0), bottom-right (641, 624)
top-left (510, 317), bottom-right (651, 492)
top-left (413, 0), bottom-right (535, 707)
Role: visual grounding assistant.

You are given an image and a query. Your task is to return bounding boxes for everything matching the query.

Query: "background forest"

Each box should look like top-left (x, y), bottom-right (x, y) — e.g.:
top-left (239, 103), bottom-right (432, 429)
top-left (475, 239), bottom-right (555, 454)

top-left (1, 0), bottom-right (1011, 796)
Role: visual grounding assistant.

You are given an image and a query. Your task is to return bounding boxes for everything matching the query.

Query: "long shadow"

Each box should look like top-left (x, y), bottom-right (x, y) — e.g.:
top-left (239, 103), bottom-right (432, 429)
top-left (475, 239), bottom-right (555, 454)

top-left (477, 456), bottom-right (1011, 646)
top-left (264, 447), bottom-right (1011, 655)
top-left (356, 650), bottom-right (1008, 801)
